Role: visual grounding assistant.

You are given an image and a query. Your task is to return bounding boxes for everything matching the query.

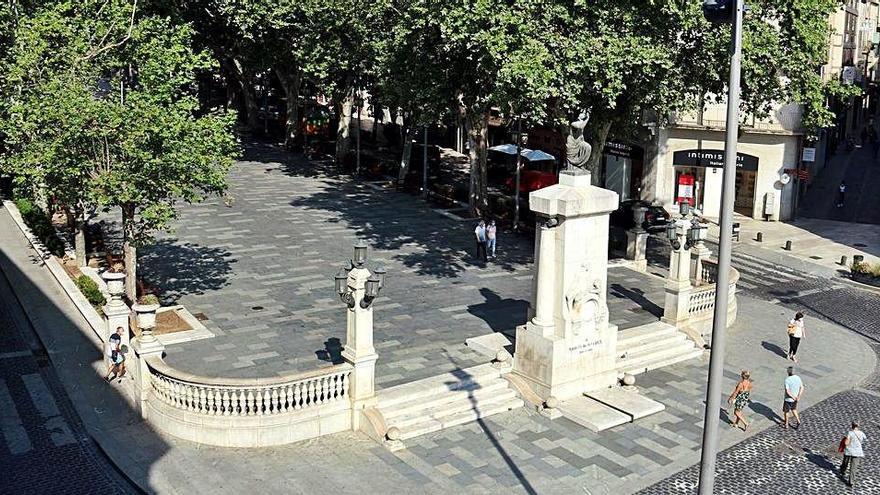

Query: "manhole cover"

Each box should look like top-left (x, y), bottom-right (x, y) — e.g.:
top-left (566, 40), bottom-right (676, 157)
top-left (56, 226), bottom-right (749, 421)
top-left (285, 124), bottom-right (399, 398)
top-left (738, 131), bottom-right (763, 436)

top-left (855, 243), bottom-right (868, 247)
top-left (809, 255), bottom-right (822, 260)
top-left (193, 312), bottom-right (209, 321)
top-left (251, 306), bottom-right (264, 311)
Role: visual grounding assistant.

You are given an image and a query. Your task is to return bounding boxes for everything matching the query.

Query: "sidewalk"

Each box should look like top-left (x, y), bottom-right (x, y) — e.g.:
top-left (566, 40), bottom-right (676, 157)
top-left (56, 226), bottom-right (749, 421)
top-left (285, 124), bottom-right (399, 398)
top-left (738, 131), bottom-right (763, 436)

top-left (2, 201), bottom-right (877, 494)
top-left (706, 214), bottom-right (880, 278)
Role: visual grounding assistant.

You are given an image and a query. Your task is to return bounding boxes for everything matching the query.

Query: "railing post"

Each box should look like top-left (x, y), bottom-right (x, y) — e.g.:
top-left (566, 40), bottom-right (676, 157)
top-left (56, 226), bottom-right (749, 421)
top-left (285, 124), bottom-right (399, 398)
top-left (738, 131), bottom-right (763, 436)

top-left (341, 266), bottom-right (378, 430)
top-left (131, 335), bottom-right (166, 419)
top-left (662, 220), bottom-right (693, 327)
top-left (690, 238), bottom-right (713, 283)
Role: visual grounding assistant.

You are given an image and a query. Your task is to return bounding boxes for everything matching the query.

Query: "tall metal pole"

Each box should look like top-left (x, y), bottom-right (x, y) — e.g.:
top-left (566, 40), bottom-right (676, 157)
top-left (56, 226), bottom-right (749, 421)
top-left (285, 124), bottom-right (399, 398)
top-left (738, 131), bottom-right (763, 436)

top-left (422, 126), bottom-right (428, 199)
top-left (698, 1), bottom-right (743, 493)
top-left (356, 93), bottom-right (361, 176)
top-left (514, 118), bottom-right (522, 231)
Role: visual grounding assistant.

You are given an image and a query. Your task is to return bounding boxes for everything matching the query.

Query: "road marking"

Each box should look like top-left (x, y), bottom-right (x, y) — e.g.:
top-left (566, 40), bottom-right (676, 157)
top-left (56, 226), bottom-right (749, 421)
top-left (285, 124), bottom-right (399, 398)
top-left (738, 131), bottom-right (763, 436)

top-left (0, 379), bottom-right (32, 454)
top-left (0, 350), bottom-right (31, 360)
top-left (21, 374), bottom-right (76, 446)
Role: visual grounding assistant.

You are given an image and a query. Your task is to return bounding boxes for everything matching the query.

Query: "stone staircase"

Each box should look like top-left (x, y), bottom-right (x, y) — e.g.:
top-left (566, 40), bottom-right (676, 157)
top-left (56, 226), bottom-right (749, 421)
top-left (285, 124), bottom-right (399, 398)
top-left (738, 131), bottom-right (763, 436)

top-left (377, 363), bottom-right (523, 442)
top-left (617, 321), bottom-right (703, 376)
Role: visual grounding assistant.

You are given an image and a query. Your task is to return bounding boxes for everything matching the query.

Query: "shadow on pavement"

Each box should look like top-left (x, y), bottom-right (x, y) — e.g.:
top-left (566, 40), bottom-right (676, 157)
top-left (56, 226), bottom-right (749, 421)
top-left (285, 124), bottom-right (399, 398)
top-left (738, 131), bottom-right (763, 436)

top-left (761, 341), bottom-right (788, 359)
top-left (139, 239), bottom-right (235, 304)
top-left (466, 288), bottom-right (528, 339)
top-left (0, 243), bottom-right (169, 494)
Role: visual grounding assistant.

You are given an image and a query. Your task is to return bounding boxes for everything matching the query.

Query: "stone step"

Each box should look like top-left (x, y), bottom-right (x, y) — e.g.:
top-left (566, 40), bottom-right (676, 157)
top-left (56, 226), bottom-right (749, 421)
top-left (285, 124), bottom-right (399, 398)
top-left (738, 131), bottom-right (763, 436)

top-left (381, 379), bottom-right (511, 421)
top-left (557, 396), bottom-right (631, 432)
top-left (586, 387), bottom-right (665, 420)
top-left (617, 321), bottom-right (680, 349)
top-left (385, 387), bottom-right (519, 428)
top-left (621, 348), bottom-right (704, 376)
top-left (617, 341), bottom-right (698, 373)
top-left (397, 397), bottom-right (525, 440)
top-left (378, 363), bottom-right (502, 409)
top-left (618, 333), bottom-right (687, 359)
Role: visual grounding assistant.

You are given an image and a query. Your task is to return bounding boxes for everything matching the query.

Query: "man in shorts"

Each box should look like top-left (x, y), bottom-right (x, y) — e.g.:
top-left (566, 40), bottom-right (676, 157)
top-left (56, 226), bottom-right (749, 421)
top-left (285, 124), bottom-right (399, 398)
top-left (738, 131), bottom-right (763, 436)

top-left (782, 366), bottom-right (803, 429)
top-left (104, 327), bottom-right (126, 382)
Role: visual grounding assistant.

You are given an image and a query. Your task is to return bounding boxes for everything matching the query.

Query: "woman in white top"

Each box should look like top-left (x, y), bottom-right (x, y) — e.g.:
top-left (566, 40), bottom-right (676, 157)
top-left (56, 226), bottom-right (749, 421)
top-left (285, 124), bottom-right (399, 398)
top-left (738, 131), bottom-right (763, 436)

top-left (788, 311), bottom-right (805, 362)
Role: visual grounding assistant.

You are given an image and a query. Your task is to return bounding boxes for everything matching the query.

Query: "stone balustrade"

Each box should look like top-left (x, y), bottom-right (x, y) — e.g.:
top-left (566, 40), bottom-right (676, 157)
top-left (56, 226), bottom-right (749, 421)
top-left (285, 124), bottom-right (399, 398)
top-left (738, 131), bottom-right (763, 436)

top-left (147, 358), bottom-right (351, 416)
top-left (141, 357), bottom-right (355, 447)
top-left (687, 264), bottom-right (739, 321)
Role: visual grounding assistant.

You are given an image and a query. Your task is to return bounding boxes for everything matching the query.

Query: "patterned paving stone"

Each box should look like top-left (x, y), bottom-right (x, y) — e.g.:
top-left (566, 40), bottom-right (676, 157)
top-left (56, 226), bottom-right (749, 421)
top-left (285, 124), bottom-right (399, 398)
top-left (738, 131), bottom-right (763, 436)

top-left (129, 143), bottom-right (664, 386)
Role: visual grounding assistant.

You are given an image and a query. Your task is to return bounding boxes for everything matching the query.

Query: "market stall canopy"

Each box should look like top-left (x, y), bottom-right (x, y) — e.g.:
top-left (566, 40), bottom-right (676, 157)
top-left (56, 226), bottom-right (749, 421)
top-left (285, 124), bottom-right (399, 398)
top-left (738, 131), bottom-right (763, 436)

top-left (521, 149), bottom-right (556, 162)
top-left (488, 143), bottom-right (521, 155)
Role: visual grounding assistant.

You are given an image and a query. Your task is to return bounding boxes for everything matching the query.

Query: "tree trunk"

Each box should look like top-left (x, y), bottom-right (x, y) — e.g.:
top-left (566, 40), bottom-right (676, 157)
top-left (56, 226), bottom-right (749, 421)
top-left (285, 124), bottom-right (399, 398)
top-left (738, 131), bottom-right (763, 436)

top-left (397, 126), bottom-right (415, 185)
top-left (585, 120), bottom-right (612, 184)
top-left (277, 68), bottom-right (301, 149)
top-left (465, 107), bottom-right (490, 217)
top-left (121, 203), bottom-right (137, 302)
top-left (73, 207), bottom-right (87, 267)
top-left (226, 57), bottom-right (260, 133)
top-left (370, 99), bottom-right (380, 143)
top-left (335, 91), bottom-right (355, 166)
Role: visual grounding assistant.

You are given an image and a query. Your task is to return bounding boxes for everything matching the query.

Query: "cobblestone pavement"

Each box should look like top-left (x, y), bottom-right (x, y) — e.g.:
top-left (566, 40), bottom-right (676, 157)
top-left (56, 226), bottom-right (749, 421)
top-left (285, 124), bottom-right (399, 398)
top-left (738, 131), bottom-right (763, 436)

top-left (137, 143), bottom-right (663, 386)
top-left (0, 262), bottom-right (134, 494)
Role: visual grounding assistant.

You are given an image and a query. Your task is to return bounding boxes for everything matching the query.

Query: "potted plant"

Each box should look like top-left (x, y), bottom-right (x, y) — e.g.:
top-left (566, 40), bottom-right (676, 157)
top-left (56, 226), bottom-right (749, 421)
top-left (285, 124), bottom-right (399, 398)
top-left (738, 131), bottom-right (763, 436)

top-left (132, 294), bottom-right (161, 332)
top-left (101, 263), bottom-right (126, 306)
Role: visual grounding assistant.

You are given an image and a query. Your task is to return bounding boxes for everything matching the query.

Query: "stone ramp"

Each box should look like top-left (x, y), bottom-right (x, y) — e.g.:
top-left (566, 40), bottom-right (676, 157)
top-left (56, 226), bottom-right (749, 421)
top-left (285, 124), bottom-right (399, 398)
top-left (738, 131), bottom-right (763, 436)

top-left (377, 363), bottom-right (523, 443)
top-left (616, 321), bottom-right (703, 376)
top-left (558, 388), bottom-right (666, 432)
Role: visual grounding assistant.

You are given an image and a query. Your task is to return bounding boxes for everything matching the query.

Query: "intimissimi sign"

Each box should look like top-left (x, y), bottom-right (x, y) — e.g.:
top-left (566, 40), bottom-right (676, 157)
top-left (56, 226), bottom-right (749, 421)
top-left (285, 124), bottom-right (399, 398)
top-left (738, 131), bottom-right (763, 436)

top-left (673, 149), bottom-right (759, 171)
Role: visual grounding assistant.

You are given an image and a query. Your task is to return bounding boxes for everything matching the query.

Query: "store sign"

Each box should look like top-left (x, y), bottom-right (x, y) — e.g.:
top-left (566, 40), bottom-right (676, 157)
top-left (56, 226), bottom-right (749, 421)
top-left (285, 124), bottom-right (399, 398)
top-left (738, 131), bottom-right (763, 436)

top-left (603, 141), bottom-right (644, 159)
top-left (802, 147), bottom-right (816, 162)
top-left (673, 149), bottom-right (759, 171)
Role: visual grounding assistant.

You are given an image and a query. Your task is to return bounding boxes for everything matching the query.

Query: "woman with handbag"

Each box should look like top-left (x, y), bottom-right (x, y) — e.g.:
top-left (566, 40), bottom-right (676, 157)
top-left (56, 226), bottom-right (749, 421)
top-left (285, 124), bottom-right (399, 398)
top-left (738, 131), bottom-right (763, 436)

top-left (787, 312), bottom-right (805, 362)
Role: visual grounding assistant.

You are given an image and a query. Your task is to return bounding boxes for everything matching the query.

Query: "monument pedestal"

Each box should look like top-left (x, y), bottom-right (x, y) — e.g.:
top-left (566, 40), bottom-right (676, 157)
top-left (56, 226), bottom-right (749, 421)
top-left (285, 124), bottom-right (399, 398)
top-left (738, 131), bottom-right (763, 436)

top-left (513, 171), bottom-right (620, 403)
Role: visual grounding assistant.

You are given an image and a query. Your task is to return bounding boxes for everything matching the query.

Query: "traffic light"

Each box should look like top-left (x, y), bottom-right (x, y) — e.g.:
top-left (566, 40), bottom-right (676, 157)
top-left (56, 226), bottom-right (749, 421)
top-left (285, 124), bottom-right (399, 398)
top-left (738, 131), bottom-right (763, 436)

top-left (703, 0), bottom-right (734, 24)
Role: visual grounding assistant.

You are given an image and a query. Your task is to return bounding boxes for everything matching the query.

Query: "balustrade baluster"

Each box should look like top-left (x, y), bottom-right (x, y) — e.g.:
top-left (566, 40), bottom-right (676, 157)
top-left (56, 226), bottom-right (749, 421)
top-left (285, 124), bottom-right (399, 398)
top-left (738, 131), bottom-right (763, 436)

top-left (246, 390), bottom-right (255, 416)
top-left (271, 388), bottom-right (280, 414)
top-left (199, 388), bottom-right (207, 414)
top-left (186, 386), bottom-right (196, 412)
top-left (319, 377), bottom-right (328, 405)
top-left (308, 379), bottom-right (317, 407)
top-left (283, 386), bottom-right (291, 412)
top-left (256, 390), bottom-right (264, 416)
top-left (293, 383), bottom-right (302, 410)
top-left (342, 373), bottom-right (350, 398)
top-left (206, 389), bottom-right (216, 415)
top-left (334, 374), bottom-right (344, 400)
top-left (222, 390), bottom-right (230, 415)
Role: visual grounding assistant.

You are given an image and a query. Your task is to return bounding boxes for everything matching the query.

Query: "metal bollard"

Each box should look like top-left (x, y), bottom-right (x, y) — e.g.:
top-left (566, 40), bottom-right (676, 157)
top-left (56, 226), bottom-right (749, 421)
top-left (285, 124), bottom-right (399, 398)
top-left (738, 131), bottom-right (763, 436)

top-left (756, 232), bottom-right (763, 242)
top-left (784, 240), bottom-right (792, 251)
top-left (841, 255), bottom-right (848, 266)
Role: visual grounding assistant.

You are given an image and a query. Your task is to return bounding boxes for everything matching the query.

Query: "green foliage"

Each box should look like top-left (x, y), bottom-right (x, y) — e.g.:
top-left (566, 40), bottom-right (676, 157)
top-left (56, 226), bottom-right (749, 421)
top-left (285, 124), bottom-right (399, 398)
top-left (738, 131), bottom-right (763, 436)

top-left (76, 275), bottom-right (106, 307)
top-left (852, 261), bottom-right (880, 278)
top-left (137, 293), bottom-right (159, 306)
top-left (13, 198), bottom-right (64, 256)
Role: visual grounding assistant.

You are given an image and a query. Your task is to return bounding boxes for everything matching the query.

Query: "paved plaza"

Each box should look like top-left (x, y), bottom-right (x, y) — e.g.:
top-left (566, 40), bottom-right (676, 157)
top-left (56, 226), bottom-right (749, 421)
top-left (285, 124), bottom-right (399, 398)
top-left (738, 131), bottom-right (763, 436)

top-left (140, 144), bottom-right (663, 386)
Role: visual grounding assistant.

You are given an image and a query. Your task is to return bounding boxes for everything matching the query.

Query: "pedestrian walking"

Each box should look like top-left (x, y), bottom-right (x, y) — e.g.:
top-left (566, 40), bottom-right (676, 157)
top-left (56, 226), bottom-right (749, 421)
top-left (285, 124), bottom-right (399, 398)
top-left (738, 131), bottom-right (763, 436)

top-left (474, 220), bottom-right (487, 261)
top-left (839, 421), bottom-right (868, 488)
top-left (727, 370), bottom-right (753, 431)
top-left (837, 181), bottom-right (847, 208)
top-left (782, 366), bottom-right (803, 429)
top-left (787, 311), bottom-right (805, 362)
top-left (486, 220), bottom-right (497, 259)
top-left (104, 327), bottom-right (126, 382)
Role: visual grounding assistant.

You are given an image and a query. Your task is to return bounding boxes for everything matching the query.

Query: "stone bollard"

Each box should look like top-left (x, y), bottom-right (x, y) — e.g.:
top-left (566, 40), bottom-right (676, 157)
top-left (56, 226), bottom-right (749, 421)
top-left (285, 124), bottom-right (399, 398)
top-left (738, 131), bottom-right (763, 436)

top-left (756, 232), bottom-right (763, 243)
top-left (784, 240), bottom-right (792, 251)
top-left (841, 255), bottom-right (848, 266)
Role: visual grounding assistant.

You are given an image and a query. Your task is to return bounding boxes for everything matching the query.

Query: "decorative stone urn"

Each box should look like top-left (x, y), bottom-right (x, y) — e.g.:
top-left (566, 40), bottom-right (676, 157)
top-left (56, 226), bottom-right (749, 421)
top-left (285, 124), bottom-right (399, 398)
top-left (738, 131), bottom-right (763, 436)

top-left (101, 271), bottom-right (126, 306)
top-left (132, 299), bottom-right (161, 341)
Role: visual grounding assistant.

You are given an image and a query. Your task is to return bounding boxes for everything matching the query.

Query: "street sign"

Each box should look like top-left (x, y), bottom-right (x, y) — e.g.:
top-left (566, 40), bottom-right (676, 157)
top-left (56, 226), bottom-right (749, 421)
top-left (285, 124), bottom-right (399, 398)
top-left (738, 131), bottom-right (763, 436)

top-left (802, 147), bottom-right (816, 162)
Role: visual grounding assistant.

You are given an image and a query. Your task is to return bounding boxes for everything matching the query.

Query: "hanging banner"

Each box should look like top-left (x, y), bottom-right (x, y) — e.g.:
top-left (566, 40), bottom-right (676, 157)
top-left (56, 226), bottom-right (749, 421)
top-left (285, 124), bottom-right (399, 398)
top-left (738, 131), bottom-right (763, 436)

top-left (677, 174), bottom-right (695, 205)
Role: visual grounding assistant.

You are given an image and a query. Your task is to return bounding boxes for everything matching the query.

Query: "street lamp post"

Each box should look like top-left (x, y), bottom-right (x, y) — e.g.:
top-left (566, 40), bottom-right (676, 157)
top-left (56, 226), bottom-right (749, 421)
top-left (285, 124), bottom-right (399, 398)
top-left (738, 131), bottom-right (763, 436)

top-left (513, 118), bottom-right (523, 231)
top-left (698, 0), bottom-right (744, 493)
top-left (423, 126), bottom-right (429, 199)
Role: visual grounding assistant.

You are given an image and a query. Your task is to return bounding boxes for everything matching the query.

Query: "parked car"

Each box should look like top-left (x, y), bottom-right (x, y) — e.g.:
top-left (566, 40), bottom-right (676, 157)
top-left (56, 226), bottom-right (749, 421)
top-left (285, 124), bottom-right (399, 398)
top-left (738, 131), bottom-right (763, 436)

top-left (610, 200), bottom-right (670, 232)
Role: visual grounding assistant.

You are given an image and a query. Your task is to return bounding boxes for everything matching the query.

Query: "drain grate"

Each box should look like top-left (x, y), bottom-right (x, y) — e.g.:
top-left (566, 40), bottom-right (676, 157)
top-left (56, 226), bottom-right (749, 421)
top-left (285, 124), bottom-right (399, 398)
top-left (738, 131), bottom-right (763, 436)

top-left (192, 312), bottom-right (209, 321)
top-left (809, 255), bottom-right (822, 260)
top-left (251, 306), bottom-right (264, 311)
